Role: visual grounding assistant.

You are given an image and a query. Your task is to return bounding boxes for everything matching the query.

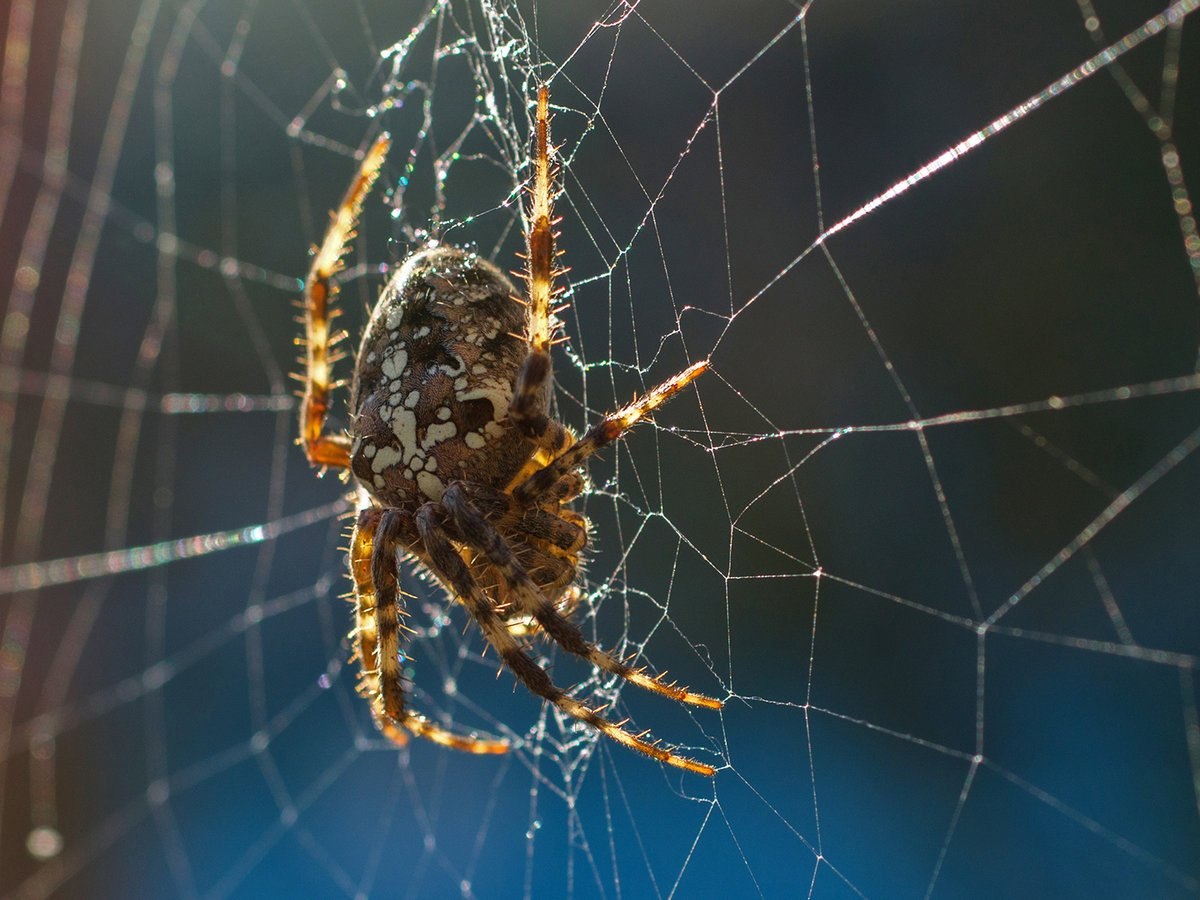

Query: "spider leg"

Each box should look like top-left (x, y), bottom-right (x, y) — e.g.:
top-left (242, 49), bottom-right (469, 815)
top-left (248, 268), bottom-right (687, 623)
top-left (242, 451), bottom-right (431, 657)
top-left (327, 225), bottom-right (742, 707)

top-left (514, 360), bottom-right (708, 504)
top-left (300, 135), bottom-right (391, 470)
top-left (537, 470), bottom-right (586, 506)
top-left (454, 481), bottom-right (585, 554)
top-left (510, 85), bottom-right (562, 439)
top-left (450, 482), bottom-right (583, 629)
top-left (416, 503), bottom-right (719, 776)
top-left (351, 507), bottom-right (508, 755)
top-left (443, 484), bottom-right (721, 710)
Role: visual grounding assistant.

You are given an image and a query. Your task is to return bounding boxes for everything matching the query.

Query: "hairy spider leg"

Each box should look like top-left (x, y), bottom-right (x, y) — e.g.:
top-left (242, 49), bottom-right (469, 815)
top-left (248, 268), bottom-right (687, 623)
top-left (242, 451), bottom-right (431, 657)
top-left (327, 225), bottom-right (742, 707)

top-left (300, 134), bottom-right (392, 470)
top-left (515, 359), bottom-right (709, 505)
top-left (447, 480), bottom-right (587, 636)
top-left (511, 85), bottom-right (563, 438)
top-left (415, 504), bottom-right (718, 776)
top-left (451, 481), bottom-right (586, 553)
top-left (442, 484), bottom-right (723, 710)
top-left (526, 84), bottom-right (556, 354)
top-left (351, 507), bottom-right (508, 754)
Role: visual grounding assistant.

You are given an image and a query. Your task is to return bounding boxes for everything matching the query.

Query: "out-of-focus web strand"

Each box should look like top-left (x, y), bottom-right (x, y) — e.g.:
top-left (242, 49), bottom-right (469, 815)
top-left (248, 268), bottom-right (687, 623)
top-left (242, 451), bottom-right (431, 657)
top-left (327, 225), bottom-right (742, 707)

top-left (0, 500), bottom-right (351, 594)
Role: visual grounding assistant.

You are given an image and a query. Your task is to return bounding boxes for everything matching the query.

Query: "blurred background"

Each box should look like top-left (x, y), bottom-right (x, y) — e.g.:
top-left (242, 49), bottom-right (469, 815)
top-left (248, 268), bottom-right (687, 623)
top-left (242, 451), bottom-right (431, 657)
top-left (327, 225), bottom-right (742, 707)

top-left (1, 0), bottom-right (1198, 897)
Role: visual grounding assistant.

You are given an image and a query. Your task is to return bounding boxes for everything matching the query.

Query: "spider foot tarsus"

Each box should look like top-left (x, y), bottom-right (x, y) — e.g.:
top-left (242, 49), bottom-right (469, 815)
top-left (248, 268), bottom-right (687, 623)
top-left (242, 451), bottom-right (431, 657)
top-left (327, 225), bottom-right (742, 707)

top-left (393, 713), bottom-right (508, 755)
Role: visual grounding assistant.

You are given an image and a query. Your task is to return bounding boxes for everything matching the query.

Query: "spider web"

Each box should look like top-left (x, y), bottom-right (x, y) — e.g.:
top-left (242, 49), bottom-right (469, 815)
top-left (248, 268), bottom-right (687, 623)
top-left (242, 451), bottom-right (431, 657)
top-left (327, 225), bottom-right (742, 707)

top-left (2, 0), bottom-right (1199, 897)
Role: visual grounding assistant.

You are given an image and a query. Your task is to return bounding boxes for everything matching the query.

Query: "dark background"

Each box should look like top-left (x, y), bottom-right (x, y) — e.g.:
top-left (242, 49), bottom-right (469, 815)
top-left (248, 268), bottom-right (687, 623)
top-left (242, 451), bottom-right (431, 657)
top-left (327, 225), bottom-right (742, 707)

top-left (2, 1), bottom-right (1198, 897)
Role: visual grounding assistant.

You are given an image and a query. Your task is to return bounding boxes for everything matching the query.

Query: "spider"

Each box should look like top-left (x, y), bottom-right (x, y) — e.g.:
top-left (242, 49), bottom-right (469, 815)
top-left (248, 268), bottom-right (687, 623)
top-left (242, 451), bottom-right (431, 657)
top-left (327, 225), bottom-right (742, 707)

top-left (299, 87), bottom-right (721, 776)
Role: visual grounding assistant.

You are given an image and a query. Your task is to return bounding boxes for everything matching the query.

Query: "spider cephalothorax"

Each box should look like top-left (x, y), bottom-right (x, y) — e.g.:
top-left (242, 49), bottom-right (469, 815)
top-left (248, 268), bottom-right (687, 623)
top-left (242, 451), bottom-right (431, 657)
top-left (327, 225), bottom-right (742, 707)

top-left (300, 87), bottom-right (721, 775)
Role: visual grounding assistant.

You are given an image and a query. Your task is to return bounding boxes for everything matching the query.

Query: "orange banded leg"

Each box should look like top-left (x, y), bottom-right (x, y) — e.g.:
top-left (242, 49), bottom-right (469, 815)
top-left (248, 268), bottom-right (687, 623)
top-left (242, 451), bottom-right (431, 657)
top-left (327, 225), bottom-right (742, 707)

top-left (300, 135), bottom-right (391, 469)
top-left (511, 85), bottom-right (566, 438)
top-left (515, 360), bottom-right (708, 504)
top-left (350, 507), bottom-right (508, 754)
top-left (416, 503), bottom-right (719, 776)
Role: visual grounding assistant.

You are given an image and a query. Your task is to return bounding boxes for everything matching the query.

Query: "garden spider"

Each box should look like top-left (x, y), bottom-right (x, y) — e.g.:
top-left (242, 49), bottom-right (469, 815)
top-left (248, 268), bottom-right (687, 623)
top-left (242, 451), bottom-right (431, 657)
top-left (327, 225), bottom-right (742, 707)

top-left (300, 87), bottom-right (721, 775)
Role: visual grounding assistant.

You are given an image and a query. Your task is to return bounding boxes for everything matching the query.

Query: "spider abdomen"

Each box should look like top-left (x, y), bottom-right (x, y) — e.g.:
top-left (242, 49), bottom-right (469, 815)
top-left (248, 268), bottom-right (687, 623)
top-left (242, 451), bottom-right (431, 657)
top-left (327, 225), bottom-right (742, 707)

top-left (349, 246), bottom-right (541, 505)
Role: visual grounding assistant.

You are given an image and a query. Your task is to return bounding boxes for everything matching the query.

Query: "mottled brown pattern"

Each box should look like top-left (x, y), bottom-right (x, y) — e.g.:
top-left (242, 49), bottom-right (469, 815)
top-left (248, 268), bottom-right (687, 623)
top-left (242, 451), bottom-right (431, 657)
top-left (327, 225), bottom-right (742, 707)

top-left (300, 87), bottom-right (721, 774)
top-left (349, 247), bottom-right (542, 506)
